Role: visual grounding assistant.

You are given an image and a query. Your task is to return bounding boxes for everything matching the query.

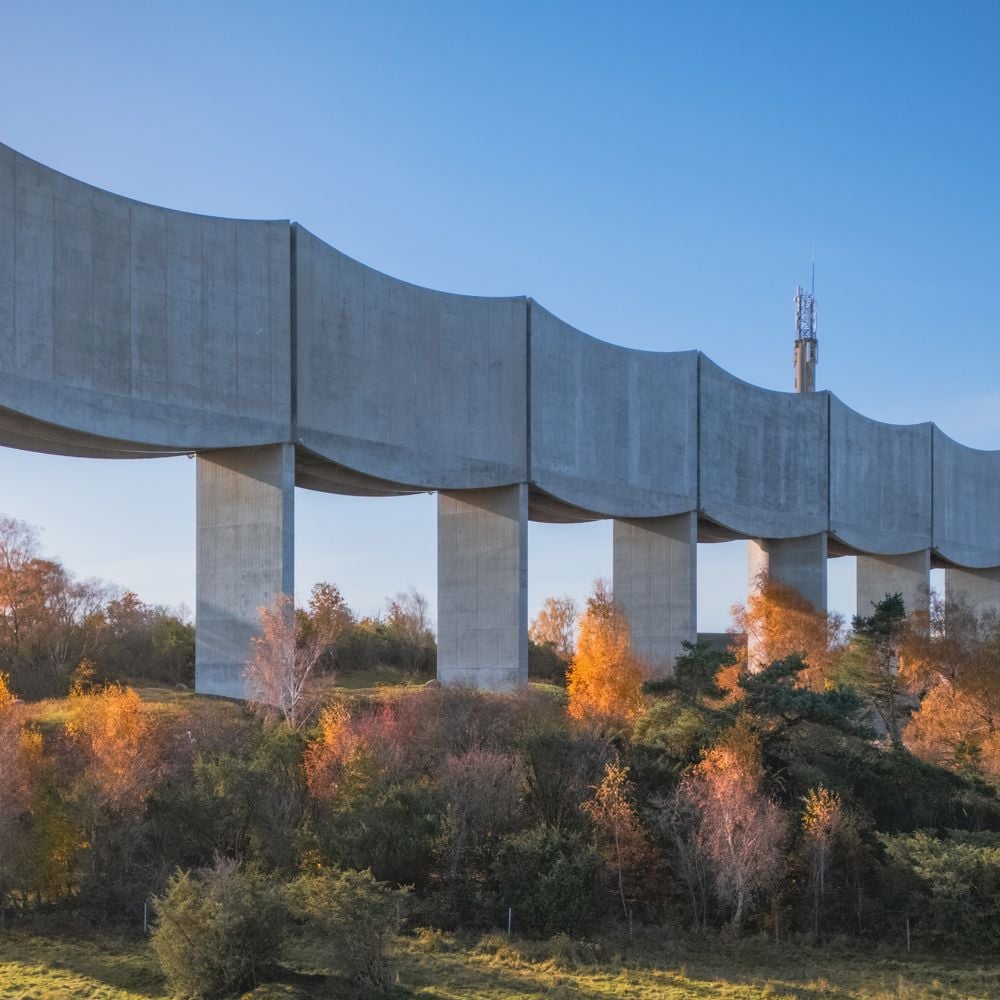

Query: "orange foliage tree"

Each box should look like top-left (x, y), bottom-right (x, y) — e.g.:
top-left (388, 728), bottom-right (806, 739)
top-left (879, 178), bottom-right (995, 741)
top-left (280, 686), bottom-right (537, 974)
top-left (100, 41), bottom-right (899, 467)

top-left (304, 702), bottom-right (376, 802)
top-left (566, 580), bottom-right (644, 725)
top-left (682, 718), bottom-right (787, 930)
top-left (900, 593), bottom-right (1000, 784)
top-left (801, 786), bottom-right (844, 940)
top-left (66, 683), bottom-right (161, 820)
top-left (62, 683), bottom-right (162, 899)
top-left (731, 572), bottom-right (845, 687)
top-left (583, 761), bottom-right (659, 919)
top-left (0, 673), bottom-right (43, 923)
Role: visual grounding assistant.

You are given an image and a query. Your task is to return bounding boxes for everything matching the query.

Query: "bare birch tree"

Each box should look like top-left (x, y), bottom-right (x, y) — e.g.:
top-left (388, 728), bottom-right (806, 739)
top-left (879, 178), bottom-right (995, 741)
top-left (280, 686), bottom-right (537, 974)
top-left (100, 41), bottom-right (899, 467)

top-left (244, 594), bottom-right (331, 728)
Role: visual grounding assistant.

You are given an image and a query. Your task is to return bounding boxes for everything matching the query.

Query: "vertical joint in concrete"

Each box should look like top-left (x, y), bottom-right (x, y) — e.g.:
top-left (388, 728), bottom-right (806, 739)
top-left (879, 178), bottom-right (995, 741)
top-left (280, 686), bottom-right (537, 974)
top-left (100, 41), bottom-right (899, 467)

top-left (856, 550), bottom-right (930, 619)
top-left (437, 484), bottom-right (528, 689)
top-left (613, 511), bottom-right (697, 676)
top-left (196, 443), bottom-right (295, 698)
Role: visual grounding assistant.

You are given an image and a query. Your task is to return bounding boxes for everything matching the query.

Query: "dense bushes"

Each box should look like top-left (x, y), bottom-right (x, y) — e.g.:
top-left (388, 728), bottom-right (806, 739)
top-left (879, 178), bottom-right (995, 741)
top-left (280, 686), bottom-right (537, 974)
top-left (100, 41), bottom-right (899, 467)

top-left (882, 831), bottom-right (1000, 951)
top-left (494, 826), bottom-right (601, 935)
top-left (151, 862), bottom-right (284, 999)
top-left (288, 866), bottom-right (408, 991)
top-left (6, 675), bottom-right (1000, 955)
top-left (151, 862), bottom-right (407, 997)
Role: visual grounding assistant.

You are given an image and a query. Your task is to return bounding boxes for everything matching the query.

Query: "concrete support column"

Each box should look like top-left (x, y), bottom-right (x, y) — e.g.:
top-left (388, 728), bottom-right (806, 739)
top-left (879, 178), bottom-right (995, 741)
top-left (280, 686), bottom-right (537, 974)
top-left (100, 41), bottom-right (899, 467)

top-left (944, 566), bottom-right (1000, 618)
top-left (613, 511), bottom-right (697, 676)
top-left (747, 533), bottom-right (828, 668)
top-left (437, 484), bottom-right (528, 689)
top-left (748, 533), bottom-right (828, 611)
top-left (856, 551), bottom-right (930, 618)
top-left (196, 444), bottom-right (295, 698)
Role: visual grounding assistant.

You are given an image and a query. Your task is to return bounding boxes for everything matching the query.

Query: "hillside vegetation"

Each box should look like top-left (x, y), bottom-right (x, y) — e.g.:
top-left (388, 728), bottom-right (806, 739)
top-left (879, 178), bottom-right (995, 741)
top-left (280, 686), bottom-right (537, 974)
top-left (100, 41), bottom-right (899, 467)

top-left (3, 516), bottom-right (1000, 996)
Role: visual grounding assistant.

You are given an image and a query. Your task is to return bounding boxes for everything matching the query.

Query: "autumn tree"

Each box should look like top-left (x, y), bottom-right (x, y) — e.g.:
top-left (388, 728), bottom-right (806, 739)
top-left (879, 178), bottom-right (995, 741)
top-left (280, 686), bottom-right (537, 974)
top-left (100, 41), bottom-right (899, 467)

top-left (682, 718), bottom-right (787, 930)
top-left (245, 593), bottom-right (332, 728)
top-left (566, 580), bottom-right (644, 725)
top-left (304, 701), bottom-right (378, 802)
top-left (801, 786), bottom-right (844, 941)
top-left (732, 572), bottom-right (845, 687)
top-left (900, 593), bottom-right (1000, 784)
top-left (0, 673), bottom-right (42, 925)
top-left (303, 581), bottom-right (354, 671)
top-left (66, 683), bottom-right (161, 821)
top-left (583, 761), bottom-right (658, 920)
top-left (65, 683), bottom-right (163, 913)
top-left (0, 515), bottom-right (108, 698)
top-left (529, 595), bottom-right (578, 662)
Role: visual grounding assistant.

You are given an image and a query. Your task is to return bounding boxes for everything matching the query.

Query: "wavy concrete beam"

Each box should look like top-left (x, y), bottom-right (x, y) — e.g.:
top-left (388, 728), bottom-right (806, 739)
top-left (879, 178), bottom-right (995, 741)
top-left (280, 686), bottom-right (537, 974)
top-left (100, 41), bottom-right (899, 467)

top-left (0, 143), bottom-right (291, 458)
top-left (4, 142), bottom-right (1000, 690)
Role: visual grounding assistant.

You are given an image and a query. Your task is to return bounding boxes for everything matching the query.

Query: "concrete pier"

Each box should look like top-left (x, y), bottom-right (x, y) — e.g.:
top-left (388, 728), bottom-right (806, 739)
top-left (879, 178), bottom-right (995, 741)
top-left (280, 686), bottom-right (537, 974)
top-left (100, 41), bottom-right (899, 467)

top-left (437, 484), bottom-right (528, 689)
top-left (748, 533), bottom-right (828, 611)
top-left (944, 566), bottom-right (1000, 618)
top-left (196, 445), bottom-right (295, 698)
top-left (613, 512), bottom-right (697, 675)
top-left (856, 551), bottom-right (930, 618)
top-left (6, 143), bottom-right (1000, 696)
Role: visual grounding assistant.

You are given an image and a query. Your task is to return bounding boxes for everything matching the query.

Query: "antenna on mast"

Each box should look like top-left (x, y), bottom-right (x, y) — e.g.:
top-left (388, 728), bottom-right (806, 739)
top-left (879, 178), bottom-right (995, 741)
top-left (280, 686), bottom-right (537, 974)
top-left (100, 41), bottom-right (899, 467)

top-left (793, 251), bottom-right (818, 393)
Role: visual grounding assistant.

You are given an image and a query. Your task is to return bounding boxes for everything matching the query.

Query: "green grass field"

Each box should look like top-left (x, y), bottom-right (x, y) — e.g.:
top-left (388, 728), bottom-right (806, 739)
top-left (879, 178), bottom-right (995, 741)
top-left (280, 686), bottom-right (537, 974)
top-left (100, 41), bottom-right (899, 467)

top-left (1, 930), bottom-right (997, 999)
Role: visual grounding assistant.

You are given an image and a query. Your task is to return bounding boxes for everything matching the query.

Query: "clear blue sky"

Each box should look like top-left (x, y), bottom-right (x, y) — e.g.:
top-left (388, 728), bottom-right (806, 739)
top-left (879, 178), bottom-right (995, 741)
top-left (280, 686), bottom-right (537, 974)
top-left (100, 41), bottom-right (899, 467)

top-left (1, 1), bottom-right (998, 628)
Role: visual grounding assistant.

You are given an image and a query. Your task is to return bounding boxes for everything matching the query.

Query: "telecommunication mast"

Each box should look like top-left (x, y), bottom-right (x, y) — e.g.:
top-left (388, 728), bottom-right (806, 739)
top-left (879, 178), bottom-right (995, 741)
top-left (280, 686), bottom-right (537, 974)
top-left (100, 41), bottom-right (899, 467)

top-left (793, 263), bottom-right (818, 393)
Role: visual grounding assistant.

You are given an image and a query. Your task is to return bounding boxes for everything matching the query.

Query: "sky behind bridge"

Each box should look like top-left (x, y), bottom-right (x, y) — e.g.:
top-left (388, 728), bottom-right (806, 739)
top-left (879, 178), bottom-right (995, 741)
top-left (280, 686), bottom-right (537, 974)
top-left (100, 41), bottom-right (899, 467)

top-left (1, 1), bottom-right (998, 629)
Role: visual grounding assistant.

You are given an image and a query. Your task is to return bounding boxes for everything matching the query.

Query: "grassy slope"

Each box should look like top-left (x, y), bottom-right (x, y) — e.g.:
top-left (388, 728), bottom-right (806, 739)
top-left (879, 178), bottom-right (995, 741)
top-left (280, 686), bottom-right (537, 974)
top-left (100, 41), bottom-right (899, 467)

top-left (1, 932), bottom-right (998, 1000)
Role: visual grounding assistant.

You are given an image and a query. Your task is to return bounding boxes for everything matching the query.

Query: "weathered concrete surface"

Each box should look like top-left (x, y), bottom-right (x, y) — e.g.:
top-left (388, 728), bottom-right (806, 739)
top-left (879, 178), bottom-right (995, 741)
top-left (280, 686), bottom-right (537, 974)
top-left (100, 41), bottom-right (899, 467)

top-left (196, 445), bottom-right (294, 698)
top-left (748, 533), bottom-right (828, 611)
top-left (857, 550), bottom-right (930, 618)
top-left (530, 303), bottom-right (697, 519)
top-left (7, 143), bottom-right (1000, 693)
top-left (613, 512), bottom-right (697, 674)
top-left (944, 566), bottom-right (1000, 618)
top-left (699, 358), bottom-right (828, 539)
top-left (830, 399), bottom-right (933, 555)
top-left (294, 226), bottom-right (527, 492)
top-left (933, 428), bottom-right (1000, 569)
top-left (437, 484), bottom-right (528, 689)
top-left (0, 143), bottom-right (291, 455)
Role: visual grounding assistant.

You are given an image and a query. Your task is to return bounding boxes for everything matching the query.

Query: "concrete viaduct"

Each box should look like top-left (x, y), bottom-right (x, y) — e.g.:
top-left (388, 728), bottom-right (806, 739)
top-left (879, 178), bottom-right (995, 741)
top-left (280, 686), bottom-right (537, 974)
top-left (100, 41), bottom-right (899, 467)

top-left (3, 142), bottom-right (999, 697)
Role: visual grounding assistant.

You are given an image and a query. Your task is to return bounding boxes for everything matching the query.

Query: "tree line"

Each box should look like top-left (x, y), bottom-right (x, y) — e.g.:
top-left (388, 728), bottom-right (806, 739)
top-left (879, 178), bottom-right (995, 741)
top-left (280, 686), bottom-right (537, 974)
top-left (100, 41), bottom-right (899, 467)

top-left (0, 516), bottom-right (193, 697)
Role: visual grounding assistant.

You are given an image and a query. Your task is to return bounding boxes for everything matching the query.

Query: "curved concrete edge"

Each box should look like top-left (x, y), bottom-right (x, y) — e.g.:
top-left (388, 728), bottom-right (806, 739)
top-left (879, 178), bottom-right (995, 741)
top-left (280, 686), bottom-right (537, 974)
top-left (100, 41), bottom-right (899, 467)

top-left (4, 143), bottom-right (1000, 571)
top-left (0, 142), bottom-right (292, 452)
top-left (932, 427), bottom-right (1000, 568)
top-left (0, 403), bottom-right (188, 458)
top-left (294, 225), bottom-right (528, 490)
top-left (829, 396), bottom-right (933, 554)
top-left (698, 357), bottom-right (828, 539)
top-left (529, 301), bottom-right (698, 518)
